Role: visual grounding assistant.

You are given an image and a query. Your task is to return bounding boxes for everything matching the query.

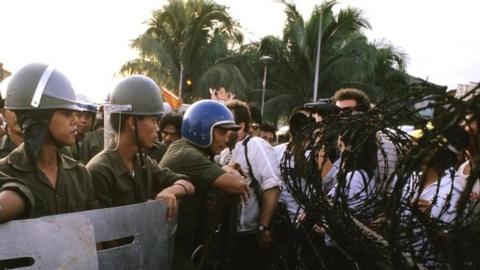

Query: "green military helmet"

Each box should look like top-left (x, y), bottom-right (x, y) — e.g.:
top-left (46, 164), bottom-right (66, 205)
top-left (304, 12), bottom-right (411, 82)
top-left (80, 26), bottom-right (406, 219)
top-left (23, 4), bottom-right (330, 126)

top-left (110, 75), bottom-right (164, 116)
top-left (4, 63), bottom-right (80, 111)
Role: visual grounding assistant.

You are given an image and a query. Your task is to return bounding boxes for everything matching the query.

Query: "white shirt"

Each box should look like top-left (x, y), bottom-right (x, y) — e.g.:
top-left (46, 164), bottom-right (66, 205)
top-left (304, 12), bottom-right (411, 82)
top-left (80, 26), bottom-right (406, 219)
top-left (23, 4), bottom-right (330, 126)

top-left (231, 136), bottom-right (282, 232)
top-left (399, 170), bottom-right (461, 265)
top-left (328, 169), bottom-right (376, 215)
top-left (454, 160), bottom-right (480, 204)
top-left (274, 142), bottom-right (302, 221)
top-left (404, 169), bottom-right (462, 224)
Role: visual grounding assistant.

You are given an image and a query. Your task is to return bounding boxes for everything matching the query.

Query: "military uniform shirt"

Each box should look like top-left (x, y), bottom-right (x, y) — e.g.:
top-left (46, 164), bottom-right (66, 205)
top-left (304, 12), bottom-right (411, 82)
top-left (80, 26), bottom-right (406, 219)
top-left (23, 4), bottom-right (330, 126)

top-left (0, 135), bottom-right (17, 159)
top-left (0, 143), bottom-right (97, 218)
top-left (79, 128), bottom-right (104, 164)
top-left (0, 172), bottom-right (35, 218)
top-left (159, 138), bottom-right (225, 269)
top-left (87, 149), bottom-right (187, 208)
top-left (147, 140), bottom-right (167, 163)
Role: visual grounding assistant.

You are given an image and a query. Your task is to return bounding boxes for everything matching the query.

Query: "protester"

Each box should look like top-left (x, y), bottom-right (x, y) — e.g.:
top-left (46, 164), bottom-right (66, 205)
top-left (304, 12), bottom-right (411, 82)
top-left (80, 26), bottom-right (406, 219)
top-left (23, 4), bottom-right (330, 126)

top-left (223, 99), bottom-right (281, 270)
top-left (259, 123), bottom-right (276, 146)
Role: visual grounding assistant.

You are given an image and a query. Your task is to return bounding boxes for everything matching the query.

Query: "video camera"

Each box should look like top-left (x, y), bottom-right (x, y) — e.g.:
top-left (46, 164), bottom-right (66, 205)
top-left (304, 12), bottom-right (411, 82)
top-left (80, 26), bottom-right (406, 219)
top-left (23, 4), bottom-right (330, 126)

top-left (303, 98), bottom-right (336, 115)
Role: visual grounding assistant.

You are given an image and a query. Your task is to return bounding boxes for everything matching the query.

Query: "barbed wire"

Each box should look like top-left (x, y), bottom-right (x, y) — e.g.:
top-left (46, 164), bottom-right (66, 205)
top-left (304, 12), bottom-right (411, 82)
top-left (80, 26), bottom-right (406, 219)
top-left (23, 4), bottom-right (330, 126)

top-left (278, 83), bottom-right (480, 269)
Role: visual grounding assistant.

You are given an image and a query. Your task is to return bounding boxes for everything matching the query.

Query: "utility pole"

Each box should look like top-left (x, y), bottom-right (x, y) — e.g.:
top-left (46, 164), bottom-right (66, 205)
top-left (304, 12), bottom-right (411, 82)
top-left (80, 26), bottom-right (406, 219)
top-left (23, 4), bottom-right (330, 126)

top-left (313, 11), bottom-right (323, 102)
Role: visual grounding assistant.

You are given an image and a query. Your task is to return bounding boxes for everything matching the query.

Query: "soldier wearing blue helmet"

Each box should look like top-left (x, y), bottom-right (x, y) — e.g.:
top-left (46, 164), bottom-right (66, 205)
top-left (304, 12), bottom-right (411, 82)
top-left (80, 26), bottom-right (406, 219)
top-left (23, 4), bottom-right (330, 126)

top-left (160, 99), bottom-right (249, 270)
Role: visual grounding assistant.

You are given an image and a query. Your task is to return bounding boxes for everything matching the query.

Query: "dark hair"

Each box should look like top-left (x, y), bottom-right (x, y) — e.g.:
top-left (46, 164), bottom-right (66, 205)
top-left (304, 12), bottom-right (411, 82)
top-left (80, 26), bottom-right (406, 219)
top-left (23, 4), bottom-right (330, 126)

top-left (424, 125), bottom-right (469, 174)
top-left (248, 103), bottom-right (262, 125)
top-left (159, 112), bottom-right (182, 133)
top-left (110, 113), bottom-right (154, 133)
top-left (226, 99), bottom-right (251, 132)
top-left (340, 127), bottom-right (378, 179)
top-left (332, 88), bottom-right (371, 112)
top-left (289, 111), bottom-right (315, 138)
top-left (14, 109), bottom-right (54, 132)
top-left (260, 123), bottom-right (277, 139)
top-left (109, 113), bottom-right (131, 133)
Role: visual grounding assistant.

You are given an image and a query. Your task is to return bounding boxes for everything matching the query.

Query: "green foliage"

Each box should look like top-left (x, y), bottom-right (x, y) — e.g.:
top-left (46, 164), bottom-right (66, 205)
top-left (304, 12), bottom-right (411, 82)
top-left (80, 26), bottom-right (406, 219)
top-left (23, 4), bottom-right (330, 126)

top-left (121, 0), bottom-right (409, 123)
top-left (120, 0), bottom-right (242, 99)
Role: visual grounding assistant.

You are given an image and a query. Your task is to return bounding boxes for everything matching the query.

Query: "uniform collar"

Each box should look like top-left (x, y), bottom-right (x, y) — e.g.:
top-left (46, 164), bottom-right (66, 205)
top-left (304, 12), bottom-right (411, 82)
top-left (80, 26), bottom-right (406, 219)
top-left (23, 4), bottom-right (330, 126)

top-left (7, 143), bottom-right (78, 172)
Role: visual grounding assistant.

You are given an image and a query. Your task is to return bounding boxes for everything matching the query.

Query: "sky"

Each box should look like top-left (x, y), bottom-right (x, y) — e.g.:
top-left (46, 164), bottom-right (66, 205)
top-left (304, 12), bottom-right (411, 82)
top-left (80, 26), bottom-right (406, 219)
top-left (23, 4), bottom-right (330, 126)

top-left (0, 0), bottom-right (479, 102)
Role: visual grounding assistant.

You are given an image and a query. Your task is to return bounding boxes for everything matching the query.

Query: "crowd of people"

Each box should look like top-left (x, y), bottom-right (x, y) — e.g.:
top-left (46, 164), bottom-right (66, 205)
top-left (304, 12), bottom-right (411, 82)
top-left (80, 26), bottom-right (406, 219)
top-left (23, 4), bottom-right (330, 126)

top-left (0, 63), bottom-right (480, 270)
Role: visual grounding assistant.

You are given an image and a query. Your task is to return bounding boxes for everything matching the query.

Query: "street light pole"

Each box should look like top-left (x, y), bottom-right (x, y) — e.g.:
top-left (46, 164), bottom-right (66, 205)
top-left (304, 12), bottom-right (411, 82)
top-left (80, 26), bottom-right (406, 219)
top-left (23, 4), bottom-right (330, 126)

top-left (178, 64), bottom-right (184, 102)
top-left (259, 55), bottom-right (273, 117)
top-left (313, 11), bottom-right (323, 102)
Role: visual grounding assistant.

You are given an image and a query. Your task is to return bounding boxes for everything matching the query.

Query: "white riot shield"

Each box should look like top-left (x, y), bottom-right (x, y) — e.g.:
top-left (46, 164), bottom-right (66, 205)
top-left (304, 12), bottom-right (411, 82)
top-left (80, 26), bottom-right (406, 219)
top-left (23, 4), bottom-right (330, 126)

top-left (103, 104), bottom-right (132, 150)
top-left (0, 214), bottom-right (98, 270)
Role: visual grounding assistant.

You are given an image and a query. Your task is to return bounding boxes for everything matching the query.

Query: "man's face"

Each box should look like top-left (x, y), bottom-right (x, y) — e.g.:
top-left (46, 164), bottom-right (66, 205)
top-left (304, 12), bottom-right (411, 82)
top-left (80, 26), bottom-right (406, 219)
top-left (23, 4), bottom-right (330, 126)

top-left (76, 111), bottom-right (94, 139)
top-left (49, 110), bottom-right (78, 146)
top-left (260, 130), bottom-right (275, 145)
top-left (210, 127), bottom-right (229, 155)
top-left (161, 123), bottom-right (181, 147)
top-left (4, 110), bottom-right (22, 137)
top-left (463, 113), bottom-right (479, 136)
top-left (226, 129), bottom-right (238, 149)
top-left (136, 116), bottom-right (160, 149)
top-left (250, 122), bottom-right (260, 136)
top-left (335, 99), bottom-right (358, 114)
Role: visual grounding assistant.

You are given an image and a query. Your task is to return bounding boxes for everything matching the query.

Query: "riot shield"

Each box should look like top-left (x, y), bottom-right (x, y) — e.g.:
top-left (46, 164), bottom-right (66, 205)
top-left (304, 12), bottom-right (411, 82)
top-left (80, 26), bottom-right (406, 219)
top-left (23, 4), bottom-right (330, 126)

top-left (0, 200), bottom-right (176, 270)
top-left (81, 201), bottom-right (176, 270)
top-left (0, 214), bottom-right (98, 270)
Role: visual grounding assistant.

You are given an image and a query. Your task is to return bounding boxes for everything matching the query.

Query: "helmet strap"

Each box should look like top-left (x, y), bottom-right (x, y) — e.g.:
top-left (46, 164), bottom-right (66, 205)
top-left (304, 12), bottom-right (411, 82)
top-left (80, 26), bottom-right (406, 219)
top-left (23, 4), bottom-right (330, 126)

top-left (133, 116), bottom-right (145, 168)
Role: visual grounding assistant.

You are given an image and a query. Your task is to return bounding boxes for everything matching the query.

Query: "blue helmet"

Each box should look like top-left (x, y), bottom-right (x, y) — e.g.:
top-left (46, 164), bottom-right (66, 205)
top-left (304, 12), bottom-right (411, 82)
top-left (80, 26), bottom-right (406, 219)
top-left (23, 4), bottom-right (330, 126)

top-left (182, 100), bottom-right (239, 148)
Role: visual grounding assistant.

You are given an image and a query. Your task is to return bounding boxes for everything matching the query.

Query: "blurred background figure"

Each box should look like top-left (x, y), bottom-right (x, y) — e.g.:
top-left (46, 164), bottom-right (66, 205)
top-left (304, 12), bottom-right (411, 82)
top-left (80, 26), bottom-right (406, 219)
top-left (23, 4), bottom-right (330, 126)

top-left (259, 123), bottom-right (276, 146)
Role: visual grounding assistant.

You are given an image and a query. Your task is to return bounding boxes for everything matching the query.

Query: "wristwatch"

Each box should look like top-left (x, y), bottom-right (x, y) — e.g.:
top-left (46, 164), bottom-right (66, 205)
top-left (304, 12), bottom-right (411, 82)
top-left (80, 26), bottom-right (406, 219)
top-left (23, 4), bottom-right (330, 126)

top-left (257, 224), bottom-right (271, 232)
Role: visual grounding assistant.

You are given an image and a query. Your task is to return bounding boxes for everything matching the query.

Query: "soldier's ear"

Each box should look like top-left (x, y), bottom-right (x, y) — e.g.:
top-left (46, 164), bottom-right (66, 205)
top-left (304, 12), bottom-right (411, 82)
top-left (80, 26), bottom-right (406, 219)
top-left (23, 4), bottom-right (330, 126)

top-left (126, 116), bottom-right (136, 131)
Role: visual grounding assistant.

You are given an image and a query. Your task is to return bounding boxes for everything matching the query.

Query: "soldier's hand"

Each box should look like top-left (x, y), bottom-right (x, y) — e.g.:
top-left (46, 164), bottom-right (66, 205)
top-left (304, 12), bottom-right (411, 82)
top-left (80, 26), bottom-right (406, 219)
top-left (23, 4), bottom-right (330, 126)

top-left (257, 230), bottom-right (273, 252)
top-left (155, 190), bottom-right (177, 220)
top-left (222, 164), bottom-right (243, 177)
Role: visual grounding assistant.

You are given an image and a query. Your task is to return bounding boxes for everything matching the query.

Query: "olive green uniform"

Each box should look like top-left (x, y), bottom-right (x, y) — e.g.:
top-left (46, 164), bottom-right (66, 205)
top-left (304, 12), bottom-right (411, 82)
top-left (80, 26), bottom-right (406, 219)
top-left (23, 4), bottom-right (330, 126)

top-left (86, 149), bottom-right (187, 208)
top-left (147, 140), bottom-right (167, 163)
top-left (0, 135), bottom-right (17, 159)
top-left (0, 172), bottom-right (35, 218)
top-left (0, 134), bottom-right (73, 160)
top-left (0, 144), bottom-right (97, 218)
top-left (159, 138), bottom-right (225, 270)
top-left (79, 128), bottom-right (104, 164)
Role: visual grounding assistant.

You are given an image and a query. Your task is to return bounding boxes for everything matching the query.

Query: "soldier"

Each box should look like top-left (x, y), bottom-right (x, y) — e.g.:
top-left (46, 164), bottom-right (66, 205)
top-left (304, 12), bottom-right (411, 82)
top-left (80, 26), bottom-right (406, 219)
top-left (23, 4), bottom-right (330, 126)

top-left (0, 63), bottom-right (97, 217)
top-left (0, 109), bottom-right (23, 158)
top-left (86, 75), bottom-right (194, 219)
top-left (160, 99), bottom-right (249, 270)
top-left (70, 94), bottom-right (97, 163)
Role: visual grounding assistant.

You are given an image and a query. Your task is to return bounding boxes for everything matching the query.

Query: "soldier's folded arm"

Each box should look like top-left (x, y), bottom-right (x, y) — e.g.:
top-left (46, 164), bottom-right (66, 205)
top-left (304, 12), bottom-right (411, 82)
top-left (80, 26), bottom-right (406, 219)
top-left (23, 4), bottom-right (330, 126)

top-left (210, 172), bottom-right (249, 203)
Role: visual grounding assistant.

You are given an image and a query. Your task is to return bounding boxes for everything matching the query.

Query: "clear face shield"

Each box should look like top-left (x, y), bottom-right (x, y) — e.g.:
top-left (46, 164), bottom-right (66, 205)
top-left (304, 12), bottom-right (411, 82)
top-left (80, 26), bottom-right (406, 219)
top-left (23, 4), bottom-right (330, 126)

top-left (103, 104), bottom-right (132, 151)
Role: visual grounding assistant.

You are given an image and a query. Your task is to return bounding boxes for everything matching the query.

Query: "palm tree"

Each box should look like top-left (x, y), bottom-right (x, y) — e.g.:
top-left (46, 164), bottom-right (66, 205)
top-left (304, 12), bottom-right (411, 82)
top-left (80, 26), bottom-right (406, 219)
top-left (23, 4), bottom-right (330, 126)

top-left (120, 0), bottom-right (242, 101)
top-left (246, 1), bottom-right (408, 122)
top-left (253, 0), bottom-right (376, 122)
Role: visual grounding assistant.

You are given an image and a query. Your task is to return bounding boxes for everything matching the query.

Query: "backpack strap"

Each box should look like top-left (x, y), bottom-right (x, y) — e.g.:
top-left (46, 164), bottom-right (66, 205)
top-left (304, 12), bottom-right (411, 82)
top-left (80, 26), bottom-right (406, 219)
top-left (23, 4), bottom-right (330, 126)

top-left (243, 136), bottom-right (263, 205)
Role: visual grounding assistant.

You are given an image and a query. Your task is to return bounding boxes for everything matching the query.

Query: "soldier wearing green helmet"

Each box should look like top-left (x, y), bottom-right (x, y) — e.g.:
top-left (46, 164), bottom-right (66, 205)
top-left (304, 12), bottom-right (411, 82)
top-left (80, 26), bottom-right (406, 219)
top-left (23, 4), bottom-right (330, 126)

top-left (86, 75), bottom-right (194, 219)
top-left (0, 63), bottom-right (97, 218)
